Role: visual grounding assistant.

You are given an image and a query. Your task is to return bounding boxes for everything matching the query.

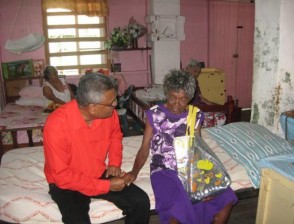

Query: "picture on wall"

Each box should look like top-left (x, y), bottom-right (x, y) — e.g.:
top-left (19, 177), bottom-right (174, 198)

top-left (2, 59), bottom-right (34, 79)
top-left (33, 59), bottom-right (45, 77)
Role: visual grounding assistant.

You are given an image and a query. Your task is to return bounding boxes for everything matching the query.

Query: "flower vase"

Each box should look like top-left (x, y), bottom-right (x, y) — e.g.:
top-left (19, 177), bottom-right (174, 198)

top-left (131, 38), bottom-right (138, 49)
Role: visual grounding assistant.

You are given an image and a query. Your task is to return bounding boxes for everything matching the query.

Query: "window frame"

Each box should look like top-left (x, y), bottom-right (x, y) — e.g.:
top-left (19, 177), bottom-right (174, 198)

top-left (42, 9), bottom-right (109, 76)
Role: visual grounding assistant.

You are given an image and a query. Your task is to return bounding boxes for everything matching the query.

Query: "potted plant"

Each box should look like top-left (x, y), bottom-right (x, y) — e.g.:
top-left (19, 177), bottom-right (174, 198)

top-left (104, 27), bottom-right (130, 50)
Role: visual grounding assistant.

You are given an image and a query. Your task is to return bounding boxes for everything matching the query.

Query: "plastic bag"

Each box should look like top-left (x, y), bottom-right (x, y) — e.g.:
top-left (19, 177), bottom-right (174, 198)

top-left (174, 136), bottom-right (231, 203)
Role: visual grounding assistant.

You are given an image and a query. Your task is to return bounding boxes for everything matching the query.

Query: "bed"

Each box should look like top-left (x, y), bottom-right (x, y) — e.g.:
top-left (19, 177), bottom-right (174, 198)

top-left (0, 74), bottom-right (129, 156)
top-left (127, 85), bottom-right (241, 129)
top-left (0, 103), bottom-right (47, 160)
top-left (0, 77), bottom-right (49, 160)
top-left (1, 122), bottom-right (293, 224)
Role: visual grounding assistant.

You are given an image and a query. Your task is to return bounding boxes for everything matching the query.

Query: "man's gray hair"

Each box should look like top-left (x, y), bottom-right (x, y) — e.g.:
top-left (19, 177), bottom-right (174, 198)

top-left (163, 69), bottom-right (196, 100)
top-left (76, 73), bottom-right (118, 107)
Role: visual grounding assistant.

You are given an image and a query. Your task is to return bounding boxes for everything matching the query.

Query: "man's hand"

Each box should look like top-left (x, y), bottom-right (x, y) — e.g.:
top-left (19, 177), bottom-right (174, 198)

top-left (109, 176), bottom-right (127, 191)
top-left (106, 166), bottom-right (122, 177)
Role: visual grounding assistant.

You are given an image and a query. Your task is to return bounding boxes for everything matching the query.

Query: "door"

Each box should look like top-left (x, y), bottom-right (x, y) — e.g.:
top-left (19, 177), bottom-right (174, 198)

top-left (208, 1), bottom-right (254, 108)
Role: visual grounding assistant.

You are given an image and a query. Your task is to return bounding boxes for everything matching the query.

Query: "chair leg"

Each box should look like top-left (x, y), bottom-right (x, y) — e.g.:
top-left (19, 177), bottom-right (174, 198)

top-left (119, 114), bottom-right (129, 136)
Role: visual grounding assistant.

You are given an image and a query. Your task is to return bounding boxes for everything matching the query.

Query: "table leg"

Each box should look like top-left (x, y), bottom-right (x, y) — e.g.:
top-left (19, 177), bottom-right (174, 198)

top-left (11, 131), bottom-right (19, 149)
top-left (27, 130), bottom-right (34, 147)
top-left (0, 133), bottom-right (4, 164)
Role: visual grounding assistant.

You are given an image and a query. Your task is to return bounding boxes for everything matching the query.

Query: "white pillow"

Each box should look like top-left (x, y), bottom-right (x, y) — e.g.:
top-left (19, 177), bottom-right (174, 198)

top-left (19, 86), bottom-right (43, 98)
top-left (15, 97), bottom-right (46, 107)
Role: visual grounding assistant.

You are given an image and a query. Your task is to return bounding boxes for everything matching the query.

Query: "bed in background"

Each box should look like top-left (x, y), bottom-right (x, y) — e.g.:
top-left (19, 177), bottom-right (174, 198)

top-left (127, 85), bottom-right (241, 129)
top-left (0, 75), bottom-right (74, 158)
top-left (0, 77), bottom-right (48, 160)
top-left (1, 122), bottom-right (293, 224)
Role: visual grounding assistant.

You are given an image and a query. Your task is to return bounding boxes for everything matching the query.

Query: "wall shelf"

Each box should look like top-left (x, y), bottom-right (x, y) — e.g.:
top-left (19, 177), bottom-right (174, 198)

top-left (112, 47), bottom-right (151, 52)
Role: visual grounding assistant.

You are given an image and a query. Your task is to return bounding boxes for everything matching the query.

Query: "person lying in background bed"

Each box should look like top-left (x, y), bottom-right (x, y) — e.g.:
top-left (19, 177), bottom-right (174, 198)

top-left (43, 65), bottom-right (75, 110)
top-left (124, 69), bottom-right (238, 224)
top-left (43, 73), bottom-right (150, 224)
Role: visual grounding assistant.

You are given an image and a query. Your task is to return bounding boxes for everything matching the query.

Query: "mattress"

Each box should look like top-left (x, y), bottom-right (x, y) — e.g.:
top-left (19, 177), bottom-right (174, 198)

top-left (0, 132), bottom-right (251, 223)
top-left (0, 103), bottom-right (47, 145)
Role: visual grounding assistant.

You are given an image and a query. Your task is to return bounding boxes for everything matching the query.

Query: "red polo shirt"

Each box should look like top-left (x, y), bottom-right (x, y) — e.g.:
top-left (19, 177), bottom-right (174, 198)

top-left (43, 100), bottom-right (123, 196)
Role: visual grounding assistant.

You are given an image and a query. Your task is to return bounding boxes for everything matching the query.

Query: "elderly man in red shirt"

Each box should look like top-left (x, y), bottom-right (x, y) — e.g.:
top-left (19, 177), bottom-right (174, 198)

top-left (43, 73), bottom-right (150, 224)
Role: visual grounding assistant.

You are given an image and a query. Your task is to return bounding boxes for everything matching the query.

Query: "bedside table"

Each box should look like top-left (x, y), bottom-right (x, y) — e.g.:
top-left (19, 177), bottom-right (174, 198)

top-left (256, 168), bottom-right (294, 224)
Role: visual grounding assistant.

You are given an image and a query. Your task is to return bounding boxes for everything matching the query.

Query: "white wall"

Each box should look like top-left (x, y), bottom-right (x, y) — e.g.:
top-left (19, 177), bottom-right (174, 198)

top-left (149, 0), bottom-right (181, 84)
top-left (252, 0), bottom-right (294, 135)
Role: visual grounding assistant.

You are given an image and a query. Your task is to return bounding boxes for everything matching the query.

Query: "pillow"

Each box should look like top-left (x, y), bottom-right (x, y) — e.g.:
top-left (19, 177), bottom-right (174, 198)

top-left (206, 122), bottom-right (294, 188)
top-left (15, 97), bottom-right (46, 107)
top-left (19, 86), bottom-right (43, 98)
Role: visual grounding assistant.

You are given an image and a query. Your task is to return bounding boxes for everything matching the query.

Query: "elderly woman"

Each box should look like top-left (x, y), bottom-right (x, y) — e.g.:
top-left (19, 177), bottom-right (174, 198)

top-left (43, 66), bottom-right (75, 109)
top-left (125, 69), bottom-right (238, 224)
top-left (186, 59), bottom-right (217, 105)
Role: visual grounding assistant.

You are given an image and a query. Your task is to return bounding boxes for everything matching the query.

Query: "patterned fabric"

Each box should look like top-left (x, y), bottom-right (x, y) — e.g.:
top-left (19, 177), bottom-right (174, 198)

top-left (206, 122), bottom-right (294, 188)
top-left (146, 104), bottom-right (204, 174)
top-left (0, 136), bottom-right (155, 224)
top-left (202, 112), bottom-right (226, 128)
top-left (0, 134), bottom-right (251, 223)
top-left (0, 103), bottom-right (48, 145)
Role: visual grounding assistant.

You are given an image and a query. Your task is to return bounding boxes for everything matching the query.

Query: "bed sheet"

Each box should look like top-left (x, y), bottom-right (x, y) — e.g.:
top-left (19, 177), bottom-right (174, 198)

top-left (0, 133), bottom-right (251, 223)
top-left (0, 103), bottom-right (47, 145)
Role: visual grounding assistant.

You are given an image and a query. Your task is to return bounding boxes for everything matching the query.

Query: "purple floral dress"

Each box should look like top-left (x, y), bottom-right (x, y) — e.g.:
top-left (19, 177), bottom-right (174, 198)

top-left (146, 104), bottom-right (204, 174)
top-left (146, 104), bottom-right (238, 224)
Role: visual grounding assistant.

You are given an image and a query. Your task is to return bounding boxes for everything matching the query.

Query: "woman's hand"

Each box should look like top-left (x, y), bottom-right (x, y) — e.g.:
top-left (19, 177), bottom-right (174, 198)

top-left (123, 171), bottom-right (137, 186)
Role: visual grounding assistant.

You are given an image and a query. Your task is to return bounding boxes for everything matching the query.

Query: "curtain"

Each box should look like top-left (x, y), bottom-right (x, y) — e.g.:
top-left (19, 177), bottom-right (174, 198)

top-left (42, 0), bottom-right (108, 17)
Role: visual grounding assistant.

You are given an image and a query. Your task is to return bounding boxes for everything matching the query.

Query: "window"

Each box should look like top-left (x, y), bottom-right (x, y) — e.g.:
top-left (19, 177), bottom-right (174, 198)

top-left (42, 6), bottom-right (109, 76)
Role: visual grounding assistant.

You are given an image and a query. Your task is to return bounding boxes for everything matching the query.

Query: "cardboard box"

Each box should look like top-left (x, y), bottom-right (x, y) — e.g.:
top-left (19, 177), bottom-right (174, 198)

top-left (256, 168), bottom-right (294, 224)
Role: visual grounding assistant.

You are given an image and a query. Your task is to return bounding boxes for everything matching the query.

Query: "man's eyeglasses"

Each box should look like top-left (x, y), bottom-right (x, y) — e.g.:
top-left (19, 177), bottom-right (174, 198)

top-left (93, 97), bottom-right (118, 108)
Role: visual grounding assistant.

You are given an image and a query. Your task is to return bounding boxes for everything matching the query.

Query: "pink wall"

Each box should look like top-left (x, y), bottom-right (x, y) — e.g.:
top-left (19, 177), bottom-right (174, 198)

top-left (0, 0), bottom-right (210, 87)
top-left (180, 0), bottom-right (209, 68)
top-left (0, 0), bottom-right (254, 107)
top-left (0, 0), bottom-right (45, 63)
top-left (107, 0), bottom-right (151, 87)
